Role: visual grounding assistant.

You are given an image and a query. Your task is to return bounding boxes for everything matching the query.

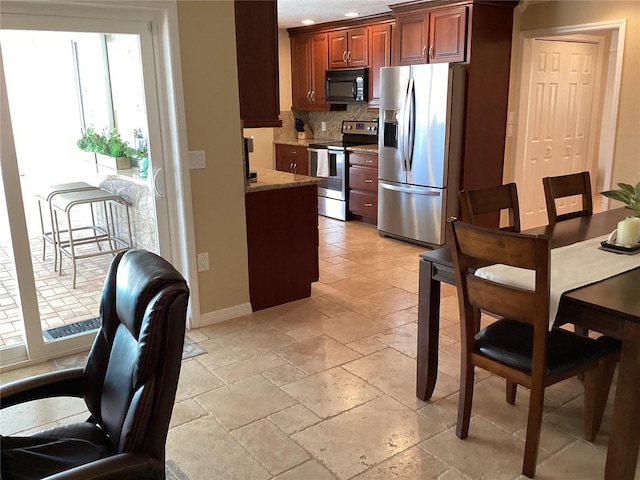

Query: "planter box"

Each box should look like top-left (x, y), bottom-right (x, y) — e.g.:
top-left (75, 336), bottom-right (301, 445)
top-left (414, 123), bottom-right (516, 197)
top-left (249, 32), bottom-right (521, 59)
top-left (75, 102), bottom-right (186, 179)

top-left (96, 154), bottom-right (131, 170)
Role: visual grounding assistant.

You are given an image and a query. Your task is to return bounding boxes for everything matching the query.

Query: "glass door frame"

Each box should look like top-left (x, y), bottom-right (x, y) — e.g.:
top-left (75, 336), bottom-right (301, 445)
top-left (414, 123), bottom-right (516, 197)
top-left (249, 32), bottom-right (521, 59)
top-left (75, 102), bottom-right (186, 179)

top-left (0, 1), bottom-right (197, 368)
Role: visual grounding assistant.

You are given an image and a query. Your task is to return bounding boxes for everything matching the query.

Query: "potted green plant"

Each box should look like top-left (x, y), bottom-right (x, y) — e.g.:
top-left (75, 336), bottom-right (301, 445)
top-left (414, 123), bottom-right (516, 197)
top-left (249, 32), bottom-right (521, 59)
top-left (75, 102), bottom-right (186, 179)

top-left (130, 129), bottom-right (148, 167)
top-left (601, 181), bottom-right (640, 218)
top-left (77, 127), bottom-right (135, 170)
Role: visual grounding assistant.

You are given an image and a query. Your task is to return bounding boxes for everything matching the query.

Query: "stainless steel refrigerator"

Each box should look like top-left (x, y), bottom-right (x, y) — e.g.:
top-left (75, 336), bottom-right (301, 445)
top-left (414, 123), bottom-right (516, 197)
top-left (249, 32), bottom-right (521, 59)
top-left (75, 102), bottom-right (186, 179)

top-left (377, 63), bottom-right (466, 246)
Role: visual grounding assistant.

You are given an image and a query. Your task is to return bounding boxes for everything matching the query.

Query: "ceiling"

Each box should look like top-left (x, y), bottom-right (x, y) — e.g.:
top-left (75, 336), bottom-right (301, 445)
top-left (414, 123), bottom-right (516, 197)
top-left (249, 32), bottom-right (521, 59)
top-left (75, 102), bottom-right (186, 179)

top-left (277, 0), bottom-right (408, 29)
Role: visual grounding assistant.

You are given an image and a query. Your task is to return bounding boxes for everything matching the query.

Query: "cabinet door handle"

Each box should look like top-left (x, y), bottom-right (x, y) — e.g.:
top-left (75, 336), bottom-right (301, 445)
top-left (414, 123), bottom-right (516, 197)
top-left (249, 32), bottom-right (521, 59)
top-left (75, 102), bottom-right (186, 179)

top-left (365, 159), bottom-right (373, 164)
top-left (429, 45), bottom-right (434, 59)
top-left (422, 46), bottom-right (427, 59)
top-left (290, 162), bottom-right (294, 172)
top-left (365, 179), bottom-right (373, 183)
top-left (347, 51), bottom-right (351, 62)
top-left (365, 203), bottom-right (373, 207)
top-left (311, 90), bottom-right (315, 101)
top-left (342, 51), bottom-right (347, 63)
top-left (307, 90), bottom-right (311, 102)
top-left (293, 162), bottom-right (298, 174)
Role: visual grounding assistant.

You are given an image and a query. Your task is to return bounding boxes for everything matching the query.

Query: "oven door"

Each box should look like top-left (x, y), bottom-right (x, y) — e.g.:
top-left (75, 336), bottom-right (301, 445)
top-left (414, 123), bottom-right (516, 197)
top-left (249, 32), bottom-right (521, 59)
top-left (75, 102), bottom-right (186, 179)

top-left (308, 147), bottom-right (346, 200)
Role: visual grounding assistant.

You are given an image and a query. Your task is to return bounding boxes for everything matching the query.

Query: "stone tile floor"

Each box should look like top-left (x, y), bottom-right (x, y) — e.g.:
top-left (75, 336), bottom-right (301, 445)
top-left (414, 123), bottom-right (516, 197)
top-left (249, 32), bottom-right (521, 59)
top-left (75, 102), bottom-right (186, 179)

top-left (2, 213), bottom-right (638, 479)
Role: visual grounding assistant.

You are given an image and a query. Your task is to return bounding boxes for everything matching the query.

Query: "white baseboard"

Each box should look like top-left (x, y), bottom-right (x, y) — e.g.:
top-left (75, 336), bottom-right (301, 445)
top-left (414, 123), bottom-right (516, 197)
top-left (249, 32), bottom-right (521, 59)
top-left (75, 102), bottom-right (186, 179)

top-left (193, 302), bottom-right (253, 328)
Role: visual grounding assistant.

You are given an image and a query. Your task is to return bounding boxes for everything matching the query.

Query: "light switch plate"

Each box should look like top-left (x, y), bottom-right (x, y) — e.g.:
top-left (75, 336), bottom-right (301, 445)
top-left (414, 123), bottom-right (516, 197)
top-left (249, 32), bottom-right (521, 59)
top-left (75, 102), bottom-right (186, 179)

top-left (189, 150), bottom-right (206, 169)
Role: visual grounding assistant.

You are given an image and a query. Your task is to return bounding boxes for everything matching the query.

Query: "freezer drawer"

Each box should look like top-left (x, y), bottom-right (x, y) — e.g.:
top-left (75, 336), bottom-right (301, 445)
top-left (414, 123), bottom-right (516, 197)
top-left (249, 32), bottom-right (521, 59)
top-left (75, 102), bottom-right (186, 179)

top-left (377, 181), bottom-right (446, 246)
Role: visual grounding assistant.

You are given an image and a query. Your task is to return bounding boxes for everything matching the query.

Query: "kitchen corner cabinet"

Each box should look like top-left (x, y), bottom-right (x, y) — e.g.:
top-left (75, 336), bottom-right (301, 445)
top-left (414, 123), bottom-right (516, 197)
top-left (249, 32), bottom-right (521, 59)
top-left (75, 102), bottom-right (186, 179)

top-left (367, 22), bottom-right (392, 110)
top-left (275, 144), bottom-right (309, 175)
top-left (328, 27), bottom-right (368, 69)
top-left (245, 184), bottom-right (319, 311)
top-left (394, 5), bottom-right (467, 65)
top-left (234, 0), bottom-right (281, 128)
top-left (348, 151), bottom-right (378, 222)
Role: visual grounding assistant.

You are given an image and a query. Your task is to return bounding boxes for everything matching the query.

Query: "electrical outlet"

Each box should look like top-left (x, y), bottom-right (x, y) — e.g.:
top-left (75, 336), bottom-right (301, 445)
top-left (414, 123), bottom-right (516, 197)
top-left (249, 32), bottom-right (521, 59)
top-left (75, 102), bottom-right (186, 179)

top-left (321, 122), bottom-right (326, 132)
top-left (197, 252), bottom-right (209, 272)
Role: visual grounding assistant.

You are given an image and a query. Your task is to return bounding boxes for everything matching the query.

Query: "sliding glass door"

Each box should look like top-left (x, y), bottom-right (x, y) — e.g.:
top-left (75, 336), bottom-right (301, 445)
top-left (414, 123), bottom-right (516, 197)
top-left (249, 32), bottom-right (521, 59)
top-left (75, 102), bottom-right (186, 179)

top-left (0, 6), bottom-right (172, 367)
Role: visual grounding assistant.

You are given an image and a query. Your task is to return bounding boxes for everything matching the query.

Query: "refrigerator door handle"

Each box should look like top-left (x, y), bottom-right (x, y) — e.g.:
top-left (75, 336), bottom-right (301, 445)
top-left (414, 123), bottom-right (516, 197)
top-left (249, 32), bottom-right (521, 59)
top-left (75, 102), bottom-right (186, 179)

top-left (397, 83), bottom-right (407, 170)
top-left (407, 79), bottom-right (416, 172)
top-left (379, 182), bottom-right (441, 196)
top-left (401, 79), bottom-right (414, 171)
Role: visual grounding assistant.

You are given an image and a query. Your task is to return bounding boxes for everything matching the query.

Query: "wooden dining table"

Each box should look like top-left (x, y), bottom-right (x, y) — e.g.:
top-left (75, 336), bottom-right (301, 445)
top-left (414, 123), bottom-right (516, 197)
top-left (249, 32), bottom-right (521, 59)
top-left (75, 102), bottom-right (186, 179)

top-left (417, 208), bottom-right (640, 479)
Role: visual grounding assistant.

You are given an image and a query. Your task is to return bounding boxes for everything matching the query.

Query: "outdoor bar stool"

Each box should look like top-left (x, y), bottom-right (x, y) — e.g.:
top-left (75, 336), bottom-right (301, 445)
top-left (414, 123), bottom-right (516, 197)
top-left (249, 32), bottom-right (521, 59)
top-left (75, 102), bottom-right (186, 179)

top-left (50, 189), bottom-right (133, 288)
top-left (36, 182), bottom-right (99, 269)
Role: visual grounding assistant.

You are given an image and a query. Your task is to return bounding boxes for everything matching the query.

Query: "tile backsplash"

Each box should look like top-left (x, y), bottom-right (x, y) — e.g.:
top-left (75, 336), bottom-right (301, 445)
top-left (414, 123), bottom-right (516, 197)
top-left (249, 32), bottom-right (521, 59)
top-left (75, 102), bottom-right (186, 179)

top-left (274, 105), bottom-right (379, 142)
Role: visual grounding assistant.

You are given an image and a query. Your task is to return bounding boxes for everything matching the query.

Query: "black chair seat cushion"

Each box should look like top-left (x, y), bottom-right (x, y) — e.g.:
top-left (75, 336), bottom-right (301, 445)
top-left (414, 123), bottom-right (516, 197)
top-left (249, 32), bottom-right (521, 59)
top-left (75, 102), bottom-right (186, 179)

top-left (1, 422), bottom-right (114, 480)
top-left (475, 319), bottom-right (609, 376)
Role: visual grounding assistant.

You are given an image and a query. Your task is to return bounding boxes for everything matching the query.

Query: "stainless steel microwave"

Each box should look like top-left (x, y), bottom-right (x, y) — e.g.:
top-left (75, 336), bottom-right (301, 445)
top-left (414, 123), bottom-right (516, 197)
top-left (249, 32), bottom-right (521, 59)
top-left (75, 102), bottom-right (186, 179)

top-left (325, 68), bottom-right (368, 104)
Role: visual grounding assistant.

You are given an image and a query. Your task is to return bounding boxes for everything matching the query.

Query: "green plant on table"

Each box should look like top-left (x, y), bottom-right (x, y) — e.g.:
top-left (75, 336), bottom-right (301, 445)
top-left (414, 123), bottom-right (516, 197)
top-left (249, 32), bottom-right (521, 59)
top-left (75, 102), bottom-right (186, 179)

top-left (601, 181), bottom-right (640, 217)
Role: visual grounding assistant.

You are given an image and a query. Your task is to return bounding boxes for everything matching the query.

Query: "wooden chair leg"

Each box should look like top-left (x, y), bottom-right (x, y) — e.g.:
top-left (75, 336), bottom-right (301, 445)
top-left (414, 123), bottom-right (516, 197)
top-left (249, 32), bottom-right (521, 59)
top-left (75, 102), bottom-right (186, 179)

top-left (522, 385), bottom-right (545, 478)
top-left (506, 380), bottom-right (517, 404)
top-left (584, 357), bottom-right (617, 442)
top-left (456, 362), bottom-right (475, 439)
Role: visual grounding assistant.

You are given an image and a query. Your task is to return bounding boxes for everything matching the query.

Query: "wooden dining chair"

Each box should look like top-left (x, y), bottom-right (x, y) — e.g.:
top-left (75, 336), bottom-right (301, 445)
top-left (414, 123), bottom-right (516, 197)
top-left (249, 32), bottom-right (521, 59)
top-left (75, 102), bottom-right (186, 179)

top-left (542, 172), bottom-right (593, 226)
top-left (459, 183), bottom-right (521, 232)
top-left (447, 218), bottom-right (615, 478)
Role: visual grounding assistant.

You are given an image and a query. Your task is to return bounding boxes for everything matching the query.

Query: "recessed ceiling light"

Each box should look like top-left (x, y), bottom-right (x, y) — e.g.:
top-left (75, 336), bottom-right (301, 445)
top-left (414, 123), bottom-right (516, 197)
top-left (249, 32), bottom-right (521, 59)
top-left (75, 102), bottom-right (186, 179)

top-left (345, 12), bottom-right (359, 18)
top-left (301, 19), bottom-right (315, 25)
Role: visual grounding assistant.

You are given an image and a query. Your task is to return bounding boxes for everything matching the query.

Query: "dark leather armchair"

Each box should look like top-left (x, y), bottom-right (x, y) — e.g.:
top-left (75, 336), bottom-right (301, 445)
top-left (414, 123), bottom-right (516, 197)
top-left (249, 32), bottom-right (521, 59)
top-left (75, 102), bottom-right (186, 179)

top-left (1, 250), bottom-right (189, 480)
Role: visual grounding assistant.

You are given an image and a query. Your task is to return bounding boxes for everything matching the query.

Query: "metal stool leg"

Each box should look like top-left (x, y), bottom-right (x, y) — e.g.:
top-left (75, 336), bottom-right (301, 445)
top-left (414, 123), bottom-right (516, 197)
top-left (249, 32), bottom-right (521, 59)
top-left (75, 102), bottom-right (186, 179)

top-left (66, 207), bottom-right (78, 289)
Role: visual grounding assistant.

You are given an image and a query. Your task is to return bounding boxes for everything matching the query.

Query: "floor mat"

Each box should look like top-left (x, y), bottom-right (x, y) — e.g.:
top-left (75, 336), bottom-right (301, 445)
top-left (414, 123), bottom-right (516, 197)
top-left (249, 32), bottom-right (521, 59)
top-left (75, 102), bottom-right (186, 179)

top-left (182, 335), bottom-right (205, 359)
top-left (43, 317), bottom-right (101, 340)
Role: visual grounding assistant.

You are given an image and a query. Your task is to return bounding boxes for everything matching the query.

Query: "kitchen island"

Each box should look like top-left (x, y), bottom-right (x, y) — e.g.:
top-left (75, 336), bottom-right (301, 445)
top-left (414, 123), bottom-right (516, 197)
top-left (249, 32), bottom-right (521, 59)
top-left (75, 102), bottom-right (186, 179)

top-left (244, 169), bottom-right (322, 311)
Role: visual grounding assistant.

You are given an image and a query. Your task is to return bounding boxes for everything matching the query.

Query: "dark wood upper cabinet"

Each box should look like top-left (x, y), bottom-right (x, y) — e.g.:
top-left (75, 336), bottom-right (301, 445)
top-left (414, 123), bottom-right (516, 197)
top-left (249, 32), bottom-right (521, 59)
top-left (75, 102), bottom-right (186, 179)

top-left (429, 6), bottom-right (467, 63)
top-left (234, 0), bottom-right (281, 128)
top-left (368, 22), bottom-right (392, 109)
top-left (394, 5), bottom-right (467, 65)
top-left (291, 34), bottom-right (313, 109)
top-left (328, 27), bottom-right (368, 69)
top-left (395, 13), bottom-right (430, 65)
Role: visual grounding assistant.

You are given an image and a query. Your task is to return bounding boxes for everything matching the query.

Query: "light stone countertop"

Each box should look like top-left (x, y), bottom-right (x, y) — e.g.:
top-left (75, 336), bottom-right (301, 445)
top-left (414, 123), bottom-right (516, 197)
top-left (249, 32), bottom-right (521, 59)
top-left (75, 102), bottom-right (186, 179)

top-left (245, 168), bottom-right (321, 193)
top-left (347, 145), bottom-right (379, 153)
top-left (273, 138), bottom-right (317, 147)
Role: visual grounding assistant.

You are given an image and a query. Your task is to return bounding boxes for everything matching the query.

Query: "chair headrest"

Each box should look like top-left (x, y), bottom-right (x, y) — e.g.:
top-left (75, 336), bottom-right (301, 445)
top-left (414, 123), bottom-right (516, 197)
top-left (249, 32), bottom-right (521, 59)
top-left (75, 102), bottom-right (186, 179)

top-left (114, 250), bottom-right (186, 337)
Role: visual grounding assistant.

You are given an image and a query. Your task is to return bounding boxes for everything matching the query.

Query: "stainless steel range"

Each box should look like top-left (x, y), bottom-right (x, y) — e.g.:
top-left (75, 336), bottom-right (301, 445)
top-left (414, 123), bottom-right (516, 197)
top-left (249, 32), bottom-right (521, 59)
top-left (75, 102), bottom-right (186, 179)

top-left (308, 120), bottom-right (378, 220)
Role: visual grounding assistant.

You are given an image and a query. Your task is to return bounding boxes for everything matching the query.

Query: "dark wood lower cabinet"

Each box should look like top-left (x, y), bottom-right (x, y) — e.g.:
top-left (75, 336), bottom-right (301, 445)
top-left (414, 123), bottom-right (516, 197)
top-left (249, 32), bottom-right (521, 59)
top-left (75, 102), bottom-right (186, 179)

top-left (245, 184), bottom-right (319, 311)
top-left (275, 144), bottom-right (309, 175)
top-left (348, 151), bottom-right (378, 223)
